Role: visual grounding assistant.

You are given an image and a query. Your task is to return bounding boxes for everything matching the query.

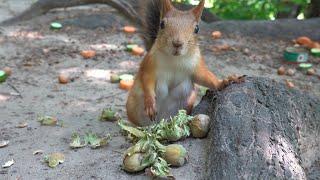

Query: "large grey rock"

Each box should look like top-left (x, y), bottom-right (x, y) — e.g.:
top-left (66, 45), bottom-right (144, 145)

top-left (193, 77), bottom-right (320, 180)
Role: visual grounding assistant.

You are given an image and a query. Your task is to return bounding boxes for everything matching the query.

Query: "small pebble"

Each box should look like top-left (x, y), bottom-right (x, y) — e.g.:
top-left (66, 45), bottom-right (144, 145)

top-left (123, 26), bottom-right (136, 33)
top-left (306, 68), bottom-right (316, 76)
top-left (58, 74), bottom-right (69, 84)
top-left (243, 48), bottom-right (250, 55)
top-left (119, 80), bottom-right (134, 91)
top-left (16, 122), bottom-right (28, 128)
top-left (3, 67), bottom-right (12, 76)
top-left (0, 141), bottom-right (9, 148)
top-left (277, 66), bottom-right (286, 75)
top-left (286, 69), bottom-right (295, 76)
top-left (81, 50), bottom-right (96, 59)
top-left (110, 74), bottom-right (120, 83)
top-left (286, 80), bottom-right (295, 88)
top-left (50, 22), bottom-right (62, 29)
top-left (132, 46), bottom-right (145, 56)
top-left (126, 44), bottom-right (138, 52)
top-left (212, 31), bottom-right (222, 39)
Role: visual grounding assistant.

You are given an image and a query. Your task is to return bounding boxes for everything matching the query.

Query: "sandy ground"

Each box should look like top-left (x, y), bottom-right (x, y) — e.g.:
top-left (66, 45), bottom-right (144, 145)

top-left (0, 1), bottom-right (319, 180)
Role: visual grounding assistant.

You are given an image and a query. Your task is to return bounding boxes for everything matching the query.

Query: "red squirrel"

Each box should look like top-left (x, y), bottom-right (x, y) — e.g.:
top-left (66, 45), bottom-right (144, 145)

top-left (127, 0), bottom-right (244, 126)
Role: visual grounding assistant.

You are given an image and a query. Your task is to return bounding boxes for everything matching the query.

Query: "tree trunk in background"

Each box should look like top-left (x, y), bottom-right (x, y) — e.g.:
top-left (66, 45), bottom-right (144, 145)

top-left (307, 0), bottom-right (320, 18)
top-left (276, 3), bottom-right (300, 19)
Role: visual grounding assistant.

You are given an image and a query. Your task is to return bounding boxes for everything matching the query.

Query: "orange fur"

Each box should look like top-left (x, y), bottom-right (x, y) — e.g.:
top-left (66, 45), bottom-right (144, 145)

top-left (193, 58), bottom-right (224, 90)
top-left (186, 88), bottom-right (197, 114)
top-left (126, 0), bottom-right (244, 126)
top-left (126, 54), bottom-right (243, 126)
top-left (140, 54), bottom-right (157, 120)
top-left (126, 54), bottom-right (157, 125)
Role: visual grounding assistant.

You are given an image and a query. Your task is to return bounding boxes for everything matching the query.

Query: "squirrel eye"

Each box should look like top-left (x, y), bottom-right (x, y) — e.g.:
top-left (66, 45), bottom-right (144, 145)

top-left (160, 20), bottom-right (165, 29)
top-left (194, 25), bottom-right (200, 34)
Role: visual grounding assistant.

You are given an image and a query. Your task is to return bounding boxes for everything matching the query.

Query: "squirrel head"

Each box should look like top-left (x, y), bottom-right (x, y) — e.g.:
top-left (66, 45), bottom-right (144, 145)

top-left (154, 0), bottom-right (205, 57)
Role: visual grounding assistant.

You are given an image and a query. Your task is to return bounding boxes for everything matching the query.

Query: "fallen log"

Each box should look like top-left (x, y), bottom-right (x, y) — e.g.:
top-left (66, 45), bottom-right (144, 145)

top-left (193, 77), bottom-right (320, 179)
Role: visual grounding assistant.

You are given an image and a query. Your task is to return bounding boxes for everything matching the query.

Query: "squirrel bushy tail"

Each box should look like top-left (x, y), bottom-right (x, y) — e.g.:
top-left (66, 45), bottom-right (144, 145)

top-left (139, 0), bottom-right (162, 51)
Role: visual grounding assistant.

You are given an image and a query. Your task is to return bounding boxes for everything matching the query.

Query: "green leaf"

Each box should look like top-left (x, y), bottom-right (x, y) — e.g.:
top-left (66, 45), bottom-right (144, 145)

top-left (69, 133), bottom-right (86, 149)
top-left (153, 110), bottom-right (192, 141)
top-left (141, 152), bottom-right (157, 167)
top-left (44, 153), bottom-right (65, 168)
top-left (100, 108), bottom-right (119, 122)
top-left (150, 157), bottom-right (170, 177)
top-left (84, 132), bottom-right (111, 149)
top-left (119, 74), bottom-right (134, 81)
top-left (38, 116), bottom-right (57, 126)
top-left (120, 110), bottom-right (194, 178)
top-left (118, 120), bottom-right (146, 138)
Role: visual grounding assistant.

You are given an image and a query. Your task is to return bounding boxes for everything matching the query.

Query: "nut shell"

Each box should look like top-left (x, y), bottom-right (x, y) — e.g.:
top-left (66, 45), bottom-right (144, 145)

top-left (163, 144), bottom-right (187, 167)
top-left (296, 37), bottom-right (312, 46)
top-left (307, 68), bottom-right (316, 76)
top-left (277, 66), bottom-right (286, 75)
top-left (285, 80), bottom-right (295, 88)
top-left (286, 69), bottom-right (295, 76)
top-left (3, 67), bottom-right (12, 76)
top-left (132, 46), bottom-right (145, 56)
top-left (123, 26), bottom-right (137, 33)
top-left (58, 74), bottom-right (69, 84)
top-left (123, 153), bottom-right (147, 173)
top-left (189, 114), bottom-right (210, 138)
top-left (212, 31), bottom-right (222, 39)
top-left (110, 74), bottom-right (120, 83)
top-left (81, 50), bottom-right (96, 59)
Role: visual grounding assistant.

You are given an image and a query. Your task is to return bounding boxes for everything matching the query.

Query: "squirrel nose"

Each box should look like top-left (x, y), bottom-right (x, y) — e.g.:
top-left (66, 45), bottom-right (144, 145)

top-left (172, 41), bottom-right (183, 48)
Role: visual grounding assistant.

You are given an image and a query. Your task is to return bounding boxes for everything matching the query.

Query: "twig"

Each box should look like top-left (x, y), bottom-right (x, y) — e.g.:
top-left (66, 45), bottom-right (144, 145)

top-left (96, 91), bottom-right (125, 102)
top-left (7, 82), bottom-right (23, 98)
top-left (112, 150), bottom-right (123, 155)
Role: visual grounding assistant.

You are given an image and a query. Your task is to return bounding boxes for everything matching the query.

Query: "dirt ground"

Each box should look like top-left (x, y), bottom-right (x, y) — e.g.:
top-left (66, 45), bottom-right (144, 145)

top-left (0, 1), bottom-right (319, 180)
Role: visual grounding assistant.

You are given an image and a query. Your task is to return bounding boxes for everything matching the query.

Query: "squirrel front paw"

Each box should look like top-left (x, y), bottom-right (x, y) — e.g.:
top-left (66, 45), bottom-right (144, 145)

top-left (144, 95), bottom-right (157, 121)
top-left (220, 75), bottom-right (246, 90)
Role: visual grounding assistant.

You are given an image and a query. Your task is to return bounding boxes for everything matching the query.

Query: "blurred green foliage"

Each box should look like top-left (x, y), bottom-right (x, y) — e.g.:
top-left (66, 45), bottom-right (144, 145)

top-left (176, 0), bottom-right (311, 20)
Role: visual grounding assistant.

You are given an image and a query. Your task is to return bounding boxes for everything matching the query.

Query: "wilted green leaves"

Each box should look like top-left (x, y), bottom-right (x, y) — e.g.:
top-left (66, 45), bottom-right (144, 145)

top-left (119, 110), bottom-right (195, 178)
top-left (69, 133), bottom-right (86, 149)
top-left (69, 132), bottom-right (111, 149)
top-left (100, 108), bottom-right (120, 122)
top-left (38, 116), bottom-right (58, 126)
top-left (84, 132), bottom-right (111, 149)
top-left (44, 153), bottom-right (65, 168)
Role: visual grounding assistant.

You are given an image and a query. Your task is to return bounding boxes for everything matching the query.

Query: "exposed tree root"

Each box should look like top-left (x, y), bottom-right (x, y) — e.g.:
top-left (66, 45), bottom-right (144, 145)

top-left (0, 0), bottom-right (143, 26)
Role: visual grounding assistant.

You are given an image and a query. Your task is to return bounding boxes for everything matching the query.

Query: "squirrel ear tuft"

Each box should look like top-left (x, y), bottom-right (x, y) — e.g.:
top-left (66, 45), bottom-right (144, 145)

top-left (192, 0), bottom-right (205, 21)
top-left (161, 0), bottom-right (174, 18)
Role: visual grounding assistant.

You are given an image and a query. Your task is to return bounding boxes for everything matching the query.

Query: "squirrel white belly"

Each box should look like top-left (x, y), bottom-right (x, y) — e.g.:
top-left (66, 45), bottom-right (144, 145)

top-left (154, 50), bottom-right (199, 123)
